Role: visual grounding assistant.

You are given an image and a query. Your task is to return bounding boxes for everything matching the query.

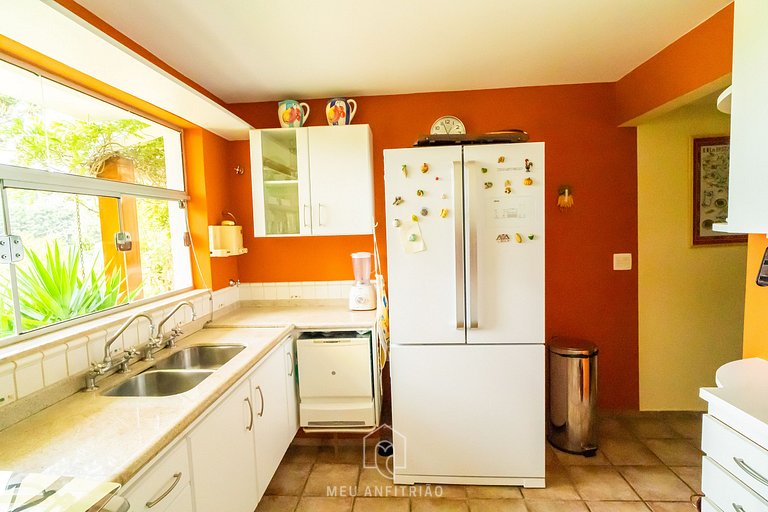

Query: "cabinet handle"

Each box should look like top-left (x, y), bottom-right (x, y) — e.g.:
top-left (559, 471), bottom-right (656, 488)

top-left (734, 456), bottom-right (768, 486)
top-left (145, 472), bottom-right (182, 508)
top-left (317, 203), bottom-right (325, 226)
top-left (303, 204), bottom-right (310, 228)
top-left (255, 385), bottom-right (265, 417)
top-left (732, 504), bottom-right (746, 512)
top-left (244, 397), bottom-right (254, 431)
top-left (288, 352), bottom-right (294, 376)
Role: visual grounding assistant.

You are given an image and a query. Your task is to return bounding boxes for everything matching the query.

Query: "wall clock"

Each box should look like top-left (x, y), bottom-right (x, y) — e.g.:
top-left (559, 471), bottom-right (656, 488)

top-left (430, 115), bottom-right (466, 135)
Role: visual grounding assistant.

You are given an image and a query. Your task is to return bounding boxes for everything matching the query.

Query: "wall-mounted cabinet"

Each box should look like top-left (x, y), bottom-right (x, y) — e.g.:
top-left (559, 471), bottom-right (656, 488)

top-left (250, 125), bottom-right (374, 237)
top-left (714, 0), bottom-right (768, 234)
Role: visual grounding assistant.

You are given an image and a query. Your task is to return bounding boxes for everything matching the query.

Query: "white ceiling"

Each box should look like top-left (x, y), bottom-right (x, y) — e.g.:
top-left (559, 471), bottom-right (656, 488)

top-left (73, 0), bottom-right (732, 104)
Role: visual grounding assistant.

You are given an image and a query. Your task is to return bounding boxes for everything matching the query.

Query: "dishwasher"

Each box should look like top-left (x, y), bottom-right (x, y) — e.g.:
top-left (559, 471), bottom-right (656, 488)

top-left (296, 330), bottom-right (375, 428)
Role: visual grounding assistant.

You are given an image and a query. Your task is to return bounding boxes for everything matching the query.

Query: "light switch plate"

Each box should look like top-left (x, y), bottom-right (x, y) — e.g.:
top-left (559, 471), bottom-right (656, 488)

top-left (613, 253), bottom-right (632, 271)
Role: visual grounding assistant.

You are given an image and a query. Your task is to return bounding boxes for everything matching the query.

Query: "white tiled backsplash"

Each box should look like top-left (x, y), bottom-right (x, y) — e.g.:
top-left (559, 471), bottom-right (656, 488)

top-left (238, 281), bottom-right (355, 301)
top-left (0, 281), bottom-right (344, 411)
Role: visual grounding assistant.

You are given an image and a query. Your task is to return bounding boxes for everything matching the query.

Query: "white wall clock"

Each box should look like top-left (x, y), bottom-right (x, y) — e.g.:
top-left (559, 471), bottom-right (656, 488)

top-left (430, 115), bottom-right (466, 135)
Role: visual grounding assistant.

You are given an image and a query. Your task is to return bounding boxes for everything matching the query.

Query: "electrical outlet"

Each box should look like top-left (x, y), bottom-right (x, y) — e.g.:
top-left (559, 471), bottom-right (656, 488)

top-left (613, 253), bottom-right (632, 271)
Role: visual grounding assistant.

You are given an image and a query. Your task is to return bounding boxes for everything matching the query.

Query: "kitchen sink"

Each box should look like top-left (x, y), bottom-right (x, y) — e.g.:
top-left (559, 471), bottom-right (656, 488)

top-left (102, 369), bottom-right (213, 397)
top-left (153, 344), bottom-right (245, 370)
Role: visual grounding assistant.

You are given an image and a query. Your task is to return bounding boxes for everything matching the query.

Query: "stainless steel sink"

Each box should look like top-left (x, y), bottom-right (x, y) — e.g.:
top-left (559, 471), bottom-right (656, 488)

top-left (102, 369), bottom-right (213, 397)
top-left (153, 344), bottom-right (245, 370)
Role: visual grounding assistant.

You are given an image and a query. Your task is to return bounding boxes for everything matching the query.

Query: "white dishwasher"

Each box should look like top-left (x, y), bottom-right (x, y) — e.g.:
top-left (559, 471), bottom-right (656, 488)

top-left (296, 331), bottom-right (375, 428)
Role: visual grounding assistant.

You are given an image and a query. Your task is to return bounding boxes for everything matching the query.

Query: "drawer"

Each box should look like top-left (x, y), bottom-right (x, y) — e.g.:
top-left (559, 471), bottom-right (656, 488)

top-left (122, 441), bottom-right (190, 512)
top-left (702, 456), bottom-right (768, 512)
top-left (703, 414), bottom-right (768, 500)
top-left (297, 338), bottom-right (372, 398)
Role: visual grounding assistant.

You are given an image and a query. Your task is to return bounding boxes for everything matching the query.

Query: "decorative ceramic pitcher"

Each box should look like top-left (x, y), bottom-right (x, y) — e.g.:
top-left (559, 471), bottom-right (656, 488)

top-left (278, 100), bottom-right (310, 128)
top-left (325, 97), bottom-right (357, 126)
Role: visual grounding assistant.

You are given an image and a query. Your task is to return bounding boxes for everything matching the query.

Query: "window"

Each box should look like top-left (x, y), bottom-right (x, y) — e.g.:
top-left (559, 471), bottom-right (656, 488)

top-left (0, 59), bottom-right (192, 344)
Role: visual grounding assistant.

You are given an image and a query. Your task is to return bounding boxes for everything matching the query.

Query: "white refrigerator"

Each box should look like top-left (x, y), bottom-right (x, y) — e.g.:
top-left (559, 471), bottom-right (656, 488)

top-left (384, 143), bottom-right (545, 488)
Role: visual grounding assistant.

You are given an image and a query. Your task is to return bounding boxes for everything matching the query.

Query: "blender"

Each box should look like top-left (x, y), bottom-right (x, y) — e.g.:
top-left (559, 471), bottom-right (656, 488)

top-left (349, 252), bottom-right (377, 311)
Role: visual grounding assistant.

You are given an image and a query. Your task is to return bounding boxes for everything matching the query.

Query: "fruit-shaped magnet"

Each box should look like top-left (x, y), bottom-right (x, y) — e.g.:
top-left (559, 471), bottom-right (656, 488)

top-left (393, 219), bottom-right (401, 228)
top-left (527, 234), bottom-right (535, 240)
top-left (515, 233), bottom-right (523, 243)
top-left (498, 156), bottom-right (505, 163)
top-left (401, 164), bottom-right (408, 177)
top-left (408, 234), bottom-right (418, 242)
top-left (484, 182), bottom-right (493, 189)
top-left (411, 214), bottom-right (419, 222)
top-left (504, 180), bottom-right (512, 194)
top-left (481, 167), bottom-right (488, 174)
top-left (523, 177), bottom-right (533, 186)
top-left (421, 163), bottom-right (429, 173)
top-left (420, 207), bottom-right (429, 216)
top-left (440, 208), bottom-right (449, 218)
top-left (416, 189), bottom-right (424, 197)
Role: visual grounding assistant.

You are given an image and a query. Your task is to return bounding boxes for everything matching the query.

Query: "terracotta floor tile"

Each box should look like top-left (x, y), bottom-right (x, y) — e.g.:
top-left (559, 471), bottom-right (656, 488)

top-left (410, 484), bottom-right (467, 499)
top-left (283, 444), bottom-right (320, 463)
top-left (352, 497), bottom-right (410, 512)
top-left (465, 485), bottom-right (523, 499)
top-left (256, 495), bottom-right (299, 512)
top-left (266, 462), bottom-right (313, 496)
top-left (643, 439), bottom-right (702, 466)
top-left (295, 497), bottom-right (354, 512)
top-left (626, 418), bottom-right (681, 439)
top-left (303, 463), bottom-right (360, 496)
top-left (468, 498), bottom-right (528, 512)
top-left (411, 498), bottom-right (469, 512)
top-left (522, 467), bottom-right (580, 500)
top-left (525, 500), bottom-right (589, 511)
top-left (586, 502), bottom-right (649, 511)
top-left (567, 466), bottom-right (639, 501)
top-left (553, 448), bottom-right (611, 466)
top-left (646, 502), bottom-right (698, 511)
top-left (599, 438), bottom-right (662, 466)
top-left (598, 417), bottom-right (636, 440)
top-left (666, 413), bottom-right (703, 440)
top-left (618, 466), bottom-right (693, 501)
top-left (318, 443), bottom-right (367, 464)
top-left (669, 466), bottom-right (701, 494)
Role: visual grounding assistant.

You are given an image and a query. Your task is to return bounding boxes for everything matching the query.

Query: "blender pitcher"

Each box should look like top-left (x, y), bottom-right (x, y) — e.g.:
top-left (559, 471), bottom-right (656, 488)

top-left (349, 252), bottom-right (376, 310)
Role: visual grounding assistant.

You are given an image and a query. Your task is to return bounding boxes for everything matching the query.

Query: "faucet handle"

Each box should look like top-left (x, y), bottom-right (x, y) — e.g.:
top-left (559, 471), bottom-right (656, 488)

top-left (124, 346), bottom-right (139, 359)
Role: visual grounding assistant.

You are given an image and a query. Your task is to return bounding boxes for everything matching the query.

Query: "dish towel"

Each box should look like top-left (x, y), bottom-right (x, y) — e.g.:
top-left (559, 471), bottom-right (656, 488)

top-left (373, 226), bottom-right (389, 369)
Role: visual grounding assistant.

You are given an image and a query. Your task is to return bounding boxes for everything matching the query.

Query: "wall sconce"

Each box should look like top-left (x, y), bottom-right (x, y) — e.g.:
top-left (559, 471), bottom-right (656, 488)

top-left (557, 186), bottom-right (574, 210)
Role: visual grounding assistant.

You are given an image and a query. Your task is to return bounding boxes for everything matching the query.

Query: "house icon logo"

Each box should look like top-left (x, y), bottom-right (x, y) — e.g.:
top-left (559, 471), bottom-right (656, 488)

top-left (362, 424), bottom-right (406, 479)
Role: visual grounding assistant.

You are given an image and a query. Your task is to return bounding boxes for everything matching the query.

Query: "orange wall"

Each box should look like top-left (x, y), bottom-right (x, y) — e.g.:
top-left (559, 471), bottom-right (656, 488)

top-left (229, 83), bottom-right (639, 409)
top-left (743, 234), bottom-right (768, 359)
top-left (614, 3), bottom-right (733, 125)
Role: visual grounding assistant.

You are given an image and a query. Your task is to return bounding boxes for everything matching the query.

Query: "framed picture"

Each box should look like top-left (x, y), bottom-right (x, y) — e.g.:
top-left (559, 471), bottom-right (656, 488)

top-left (692, 136), bottom-right (746, 246)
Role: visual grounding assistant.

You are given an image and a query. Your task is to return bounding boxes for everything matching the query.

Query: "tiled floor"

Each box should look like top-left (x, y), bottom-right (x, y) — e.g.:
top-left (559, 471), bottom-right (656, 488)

top-left (256, 411), bottom-right (703, 512)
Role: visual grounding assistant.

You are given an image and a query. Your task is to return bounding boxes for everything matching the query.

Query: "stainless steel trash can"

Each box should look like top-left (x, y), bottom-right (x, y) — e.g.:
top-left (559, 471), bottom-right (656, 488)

top-left (547, 337), bottom-right (598, 456)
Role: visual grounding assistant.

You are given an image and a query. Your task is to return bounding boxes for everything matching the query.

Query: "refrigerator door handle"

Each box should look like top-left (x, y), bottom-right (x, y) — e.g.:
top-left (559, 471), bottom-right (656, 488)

top-left (465, 160), bottom-right (479, 329)
top-left (452, 160), bottom-right (465, 330)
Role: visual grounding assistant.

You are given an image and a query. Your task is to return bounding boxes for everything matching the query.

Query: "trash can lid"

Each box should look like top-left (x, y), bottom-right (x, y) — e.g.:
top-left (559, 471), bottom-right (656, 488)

top-left (548, 336), bottom-right (598, 356)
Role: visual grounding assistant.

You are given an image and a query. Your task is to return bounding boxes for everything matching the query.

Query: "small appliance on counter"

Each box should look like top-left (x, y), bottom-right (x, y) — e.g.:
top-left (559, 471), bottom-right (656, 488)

top-left (349, 252), bottom-right (376, 311)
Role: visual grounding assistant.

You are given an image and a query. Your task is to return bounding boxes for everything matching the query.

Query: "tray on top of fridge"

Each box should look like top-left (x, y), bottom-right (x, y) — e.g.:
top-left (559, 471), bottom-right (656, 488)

top-left (414, 130), bottom-right (529, 147)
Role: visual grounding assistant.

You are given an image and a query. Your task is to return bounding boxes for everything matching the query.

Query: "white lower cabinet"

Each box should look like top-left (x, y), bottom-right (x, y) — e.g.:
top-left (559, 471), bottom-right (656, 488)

top-left (163, 484), bottom-right (194, 512)
top-left (188, 379), bottom-right (259, 512)
top-left (251, 337), bottom-right (294, 499)
top-left (121, 441), bottom-right (191, 512)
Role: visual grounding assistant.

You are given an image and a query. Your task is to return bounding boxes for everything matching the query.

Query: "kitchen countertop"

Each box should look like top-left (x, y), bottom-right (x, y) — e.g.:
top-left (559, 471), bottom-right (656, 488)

top-left (0, 301), bottom-right (378, 489)
top-left (210, 301), bottom-right (377, 329)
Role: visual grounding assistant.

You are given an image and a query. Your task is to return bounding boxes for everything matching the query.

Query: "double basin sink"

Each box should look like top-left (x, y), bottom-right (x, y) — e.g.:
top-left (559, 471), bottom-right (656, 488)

top-left (103, 345), bottom-right (245, 397)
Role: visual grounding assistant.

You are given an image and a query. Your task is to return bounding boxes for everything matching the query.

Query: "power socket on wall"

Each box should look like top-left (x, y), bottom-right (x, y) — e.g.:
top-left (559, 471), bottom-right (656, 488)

top-left (613, 253), bottom-right (632, 271)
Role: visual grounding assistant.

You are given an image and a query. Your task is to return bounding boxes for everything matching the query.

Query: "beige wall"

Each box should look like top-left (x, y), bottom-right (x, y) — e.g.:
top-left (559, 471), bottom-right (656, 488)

top-left (638, 98), bottom-right (746, 411)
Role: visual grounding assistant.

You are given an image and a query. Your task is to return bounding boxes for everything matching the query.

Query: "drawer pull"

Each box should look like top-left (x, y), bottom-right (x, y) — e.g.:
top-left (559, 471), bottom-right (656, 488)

top-left (734, 457), bottom-right (768, 486)
top-left (288, 352), bottom-right (294, 376)
top-left (732, 504), bottom-right (746, 512)
top-left (244, 397), bottom-right (254, 432)
top-left (255, 385), bottom-right (265, 417)
top-left (145, 472), bottom-right (182, 508)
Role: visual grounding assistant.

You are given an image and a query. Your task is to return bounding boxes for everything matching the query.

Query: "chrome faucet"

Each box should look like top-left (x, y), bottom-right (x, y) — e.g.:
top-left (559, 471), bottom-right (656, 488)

top-left (85, 313), bottom-right (155, 390)
top-left (152, 301), bottom-right (196, 352)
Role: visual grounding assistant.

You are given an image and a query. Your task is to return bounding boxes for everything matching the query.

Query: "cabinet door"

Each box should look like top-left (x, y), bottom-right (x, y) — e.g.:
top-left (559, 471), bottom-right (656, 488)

top-left (284, 335), bottom-right (299, 444)
top-left (163, 484), bottom-right (193, 512)
top-left (250, 128), bottom-right (311, 237)
top-left (122, 441), bottom-right (191, 512)
top-left (188, 379), bottom-right (258, 512)
top-left (308, 125), bottom-right (374, 235)
top-left (252, 343), bottom-right (291, 499)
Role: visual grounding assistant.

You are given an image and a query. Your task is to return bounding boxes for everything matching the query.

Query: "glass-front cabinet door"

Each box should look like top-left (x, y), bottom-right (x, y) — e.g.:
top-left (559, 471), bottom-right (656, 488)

top-left (250, 128), bottom-right (311, 236)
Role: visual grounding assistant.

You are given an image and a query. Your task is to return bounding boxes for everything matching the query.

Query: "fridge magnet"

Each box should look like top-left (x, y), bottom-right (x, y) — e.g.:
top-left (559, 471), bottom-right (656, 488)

top-left (484, 182), bottom-right (493, 189)
top-left (693, 136), bottom-right (746, 245)
top-left (523, 177), bottom-right (533, 186)
top-left (496, 234), bottom-right (511, 243)
top-left (401, 164), bottom-right (408, 177)
top-left (420, 207), bottom-right (429, 216)
top-left (440, 208), bottom-right (449, 218)
top-left (498, 156), bottom-right (505, 163)
top-left (393, 196), bottom-right (404, 206)
top-left (421, 163), bottom-right (429, 173)
top-left (528, 234), bottom-right (535, 240)
top-left (416, 189), bottom-right (424, 197)
top-left (441, 193), bottom-right (448, 199)
top-left (515, 233), bottom-right (523, 243)
top-left (411, 214), bottom-right (419, 222)
top-left (435, 176), bottom-right (440, 181)
top-left (525, 159), bottom-right (534, 172)
top-left (392, 219), bottom-right (401, 228)
top-left (504, 180), bottom-right (512, 194)
top-left (557, 187), bottom-right (574, 210)
top-left (399, 220), bottom-right (426, 253)
top-left (481, 167), bottom-right (488, 174)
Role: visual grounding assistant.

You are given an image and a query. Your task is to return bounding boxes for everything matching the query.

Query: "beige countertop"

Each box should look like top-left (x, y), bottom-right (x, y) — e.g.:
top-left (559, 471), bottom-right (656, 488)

top-left (210, 301), bottom-right (377, 329)
top-left (0, 327), bottom-right (290, 485)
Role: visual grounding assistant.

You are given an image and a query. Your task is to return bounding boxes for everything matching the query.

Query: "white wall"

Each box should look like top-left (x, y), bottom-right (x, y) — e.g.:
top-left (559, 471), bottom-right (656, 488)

top-left (638, 97), bottom-right (746, 411)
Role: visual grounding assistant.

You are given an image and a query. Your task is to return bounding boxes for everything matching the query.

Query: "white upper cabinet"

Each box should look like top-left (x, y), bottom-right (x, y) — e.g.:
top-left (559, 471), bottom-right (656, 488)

top-left (716, 0), bottom-right (768, 233)
top-left (250, 125), bottom-right (374, 237)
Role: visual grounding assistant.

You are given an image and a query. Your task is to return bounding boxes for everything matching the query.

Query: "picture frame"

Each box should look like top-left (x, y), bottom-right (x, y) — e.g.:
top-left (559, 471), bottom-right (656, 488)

top-left (692, 136), bottom-right (746, 246)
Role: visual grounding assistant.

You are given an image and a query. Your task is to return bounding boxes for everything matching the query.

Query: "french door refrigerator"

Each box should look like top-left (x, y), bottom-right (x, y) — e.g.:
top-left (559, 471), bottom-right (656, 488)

top-left (384, 143), bottom-right (545, 488)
